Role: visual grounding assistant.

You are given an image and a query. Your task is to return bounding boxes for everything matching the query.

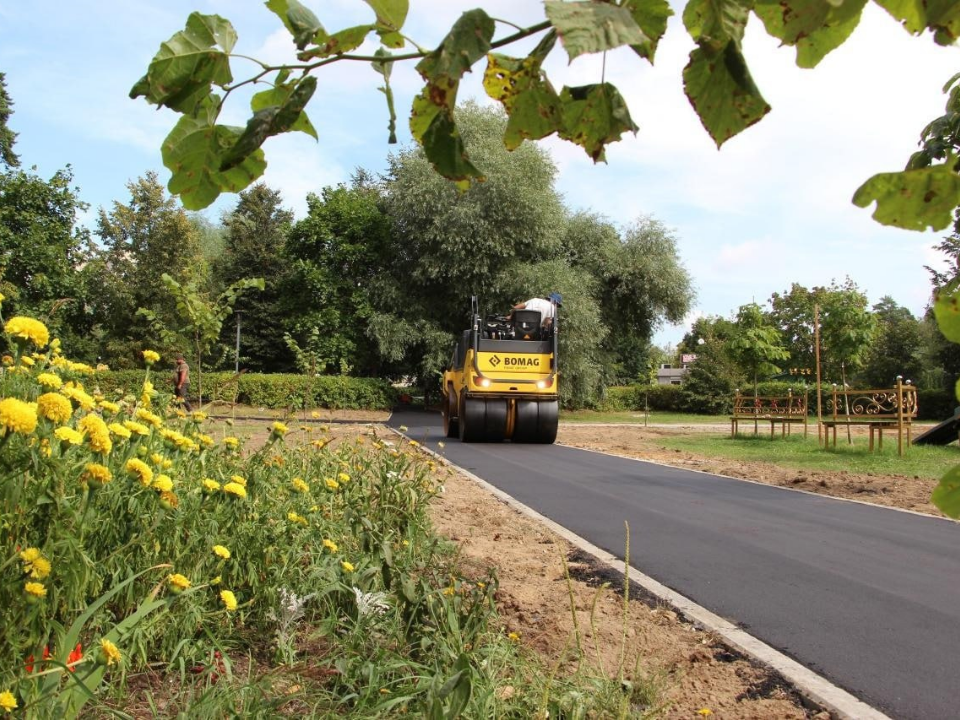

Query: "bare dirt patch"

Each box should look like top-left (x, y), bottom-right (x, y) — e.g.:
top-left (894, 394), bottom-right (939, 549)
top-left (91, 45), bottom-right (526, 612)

top-left (556, 424), bottom-right (944, 517)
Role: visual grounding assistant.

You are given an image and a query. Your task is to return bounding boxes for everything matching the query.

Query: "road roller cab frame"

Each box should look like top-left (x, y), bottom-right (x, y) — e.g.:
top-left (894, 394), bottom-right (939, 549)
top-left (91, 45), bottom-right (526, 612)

top-left (442, 297), bottom-right (559, 443)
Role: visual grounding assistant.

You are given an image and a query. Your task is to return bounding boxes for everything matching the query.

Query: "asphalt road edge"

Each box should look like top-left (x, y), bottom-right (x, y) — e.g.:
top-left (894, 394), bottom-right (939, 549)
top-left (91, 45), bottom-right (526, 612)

top-left (403, 433), bottom-right (891, 720)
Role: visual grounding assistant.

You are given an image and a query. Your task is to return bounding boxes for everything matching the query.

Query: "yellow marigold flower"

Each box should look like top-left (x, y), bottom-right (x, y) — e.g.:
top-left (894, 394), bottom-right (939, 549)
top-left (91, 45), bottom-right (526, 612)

top-left (508, 632), bottom-right (520, 642)
top-left (212, 545), bottom-right (231, 560)
top-left (36, 372), bottom-right (62, 389)
top-left (142, 349), bottom-right (160, 364)
top-left (194, 433), bottom-right (214, 448)
top-left (324, 477), bottom-right (340, 491)
top-left (1, 355), bottom-right (12, 366)
top-left (409, 440), bottom-right (420, 447)
top-left (338, 472), bottom-right (351, 484)
top-left (98, 400), bottom-right (120, 414)
top-left (5, 316), bottom-right (49, 347)
top-left (271, 421), bottom-right (288, 437)
top-left (125, 458), bottom-right (153, 486)
top-left (229, 475), bottom-right (247, 487)
top-left (159, 491), bottom-right (178, 510)
top-left (291, 477), bottom-right (310, 493)
top-left (223, 482), bottom-right (247, 499)
top-left (152, 474), bottom-right (174, 493)
top-left (150, 452), bottom-right (164, 466)
top-left (191, 411), bottom-right (208, 422)
top-left (340, 561), bottom-right (355, 573)
top-left (123, 420), bottom-right (150, 436)
top-left (68, 361), bottom-right (94, 375)
top-left (36, 392), bottom-right (72, 424)
top-left (55, 426), bottom-right (85, 445)
top-left (135, 408), bottom-right (162, 428)
top-left (202, 478), bottom-right (221, 493)
top-left (78, 414), bottom-right (112, 455)
top-left (220, 590), bottom-right (238, 611)
top-left (443, 586), bottom-right (455, 597)
top-left (24, 581), bottom-right (47, 598)
top-left (167, 573), bottom-right (191, 592)
top-left (222, 436), bottom-right (239, 449)
top-left (287, 511), bottom-right (308, 526)
top-left (84, 462), bottom-right (113, 488)
top-left (107, 422), bottom-right (131, 439)
top-left (96, 363), bottom-right (109, 372)
top-left (99, 638), bottom-right (122, 666)
top-left (20, 548), bottom-right (51, 579)
top-left (60, 384), bottom-right (95, 410)
top-left (0, 690), bottom-right (17, 713)
top-left (20, 355), bottom-right (35, 367)
top-left (697, 710), bottom-right (713, 717)
top-left (322, 539), bottom-right (338, 553)
top-left (211, 575), bottom-right (222, 585)
top-left (0, 397), bottom-right (38, 435)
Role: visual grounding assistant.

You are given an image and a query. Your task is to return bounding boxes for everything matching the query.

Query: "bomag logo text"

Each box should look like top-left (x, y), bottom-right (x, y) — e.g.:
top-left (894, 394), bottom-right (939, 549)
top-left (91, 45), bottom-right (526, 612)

top-left (504, 357), bottom-right (539, 367)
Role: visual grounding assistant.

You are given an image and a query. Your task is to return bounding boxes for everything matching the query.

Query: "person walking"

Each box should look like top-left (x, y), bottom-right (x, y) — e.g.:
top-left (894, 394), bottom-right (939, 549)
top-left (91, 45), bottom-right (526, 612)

top-left (173, 353), bottom-right (193, 411)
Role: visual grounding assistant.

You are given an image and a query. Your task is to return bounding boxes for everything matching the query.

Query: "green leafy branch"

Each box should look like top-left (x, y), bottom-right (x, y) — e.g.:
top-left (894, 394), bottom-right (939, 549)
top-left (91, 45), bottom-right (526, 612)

top-left (132, 0), bottom-right (958, 221)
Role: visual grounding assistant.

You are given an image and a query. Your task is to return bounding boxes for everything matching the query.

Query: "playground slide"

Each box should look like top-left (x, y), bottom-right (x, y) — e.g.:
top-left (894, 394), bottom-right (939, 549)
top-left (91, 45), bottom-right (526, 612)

top-left (913, 414), bottom-right (960, 446)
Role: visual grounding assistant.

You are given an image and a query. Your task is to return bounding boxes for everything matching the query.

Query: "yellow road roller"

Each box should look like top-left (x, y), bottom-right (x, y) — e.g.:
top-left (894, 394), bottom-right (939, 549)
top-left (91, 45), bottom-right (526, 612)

top-left (441, 296), bottom-right (559, 443)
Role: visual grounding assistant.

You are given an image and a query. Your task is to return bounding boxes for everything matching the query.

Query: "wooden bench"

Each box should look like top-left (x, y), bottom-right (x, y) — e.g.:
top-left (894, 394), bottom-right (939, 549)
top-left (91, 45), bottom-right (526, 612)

top-left (731, 390), bottom-right (808, 438)
top-left (822, 379), bottom-right (918, 456)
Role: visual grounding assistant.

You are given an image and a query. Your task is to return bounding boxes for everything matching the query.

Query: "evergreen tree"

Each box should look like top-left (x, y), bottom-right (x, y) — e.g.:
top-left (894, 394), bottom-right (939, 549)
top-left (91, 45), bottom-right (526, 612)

top-left (218, 183), bottom-right (294, 372)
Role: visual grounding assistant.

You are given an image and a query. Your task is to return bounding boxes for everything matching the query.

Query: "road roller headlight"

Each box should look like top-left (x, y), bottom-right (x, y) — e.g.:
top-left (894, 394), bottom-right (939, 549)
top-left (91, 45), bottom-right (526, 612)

top-left (475, 376), bottom-right (491, 388)
top-left (536, 378), bottom-right (554, 389)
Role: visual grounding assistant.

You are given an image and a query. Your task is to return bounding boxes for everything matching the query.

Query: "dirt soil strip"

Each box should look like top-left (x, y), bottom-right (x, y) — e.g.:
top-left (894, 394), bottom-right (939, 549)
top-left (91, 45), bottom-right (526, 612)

top-left (396, 429), bottom-right (893, 719)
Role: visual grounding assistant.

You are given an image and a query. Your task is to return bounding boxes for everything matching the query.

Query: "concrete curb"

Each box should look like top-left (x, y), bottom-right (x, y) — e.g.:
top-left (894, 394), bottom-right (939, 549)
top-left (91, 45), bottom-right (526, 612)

top-left (393, 430), bottom-right (891, 720)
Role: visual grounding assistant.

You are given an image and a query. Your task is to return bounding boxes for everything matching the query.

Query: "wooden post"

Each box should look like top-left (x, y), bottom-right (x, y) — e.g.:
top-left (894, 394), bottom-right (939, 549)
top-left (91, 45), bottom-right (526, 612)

top-left (896, 375), bottom-right (904, 458)
top-left (814, 304), bottom-right (823, 446)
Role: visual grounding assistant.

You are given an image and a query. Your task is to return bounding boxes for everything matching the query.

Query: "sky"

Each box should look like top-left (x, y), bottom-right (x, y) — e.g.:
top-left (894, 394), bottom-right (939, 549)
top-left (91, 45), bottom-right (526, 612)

top-left (1, 1), bottom-right (958, 347)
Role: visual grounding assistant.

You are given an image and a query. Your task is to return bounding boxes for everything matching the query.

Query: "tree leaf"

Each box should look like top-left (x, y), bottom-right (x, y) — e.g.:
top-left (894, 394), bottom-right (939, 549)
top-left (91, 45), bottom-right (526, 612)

top-left (299, 25), bottom-right (374, 60)
top-left (544, 0), bottom-right (650, 61)
top-left (411, 9), bottom-right (495, 186)
top-left (683, 43), bottom-right (770, 148)
top-left (129, 12), bottom-right (236, 113)
top-left (161, 104), bottom-right (266, 210)
top-left (621, 0), bottom-right (674, 62)
top-left (372, 49), bottom-right (398, 143)
top-left (933, 278), bottom-right (960, 343)
top-left (852, 163), bottom-right (960, 231)
top-left (410, 90), bottom-right (478, 189)
top-left (248, 81), bottom-right (318, 140)
top-left (875, 0), bottom-right (960, 44)
top-left (753, 0), bottom-right (867, 68)
top-left (415, 9), bottom-right (494, 83)
top-left (483, 34), bottom-right (563, 149)
top-left (363, 0), bottom-right (409, 28)
top-left (558, 83), bottom-right (638, 162)
top-left (932, 464), bottom-right (960, 518)
top-left (682, 0), bottom-right (752, 49)
top-left (265, 0), bottom-right (325, 50)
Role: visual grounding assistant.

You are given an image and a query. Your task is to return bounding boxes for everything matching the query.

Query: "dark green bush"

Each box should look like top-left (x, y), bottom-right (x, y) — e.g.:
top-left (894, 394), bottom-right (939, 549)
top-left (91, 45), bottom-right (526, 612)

top-left (917, 388), bottom-right (957, 421)
top-left (601, 384), bottom-right (682, 412)
top-left (95, 371), bottom-right (398, 410)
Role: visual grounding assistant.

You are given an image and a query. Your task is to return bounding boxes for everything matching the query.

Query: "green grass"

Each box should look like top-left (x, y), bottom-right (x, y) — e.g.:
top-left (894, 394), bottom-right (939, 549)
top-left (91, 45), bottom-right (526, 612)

top-left (657, 432), bottom-right (958, 480)
top-left (561, 410), bottom-right (725, 424)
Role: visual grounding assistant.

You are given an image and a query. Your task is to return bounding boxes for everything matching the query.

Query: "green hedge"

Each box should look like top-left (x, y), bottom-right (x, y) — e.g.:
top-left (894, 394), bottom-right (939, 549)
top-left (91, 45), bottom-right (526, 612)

top-left (94, 371), bottom-right (398, 410)
top-left (917, 388), bottom-right (957, 421)
top-left (602, 384), bottom-right (682, 412)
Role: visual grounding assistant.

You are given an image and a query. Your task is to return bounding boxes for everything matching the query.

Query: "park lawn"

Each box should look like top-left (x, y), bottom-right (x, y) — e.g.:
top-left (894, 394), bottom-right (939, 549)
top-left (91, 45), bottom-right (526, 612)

top-left (657, 432), bottom-right (957, 480)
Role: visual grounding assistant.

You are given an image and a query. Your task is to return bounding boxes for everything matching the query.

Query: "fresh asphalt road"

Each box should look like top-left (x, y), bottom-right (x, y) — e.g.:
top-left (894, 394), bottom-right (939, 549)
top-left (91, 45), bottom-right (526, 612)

top-left (388, 409), bottom-right (960, 720)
